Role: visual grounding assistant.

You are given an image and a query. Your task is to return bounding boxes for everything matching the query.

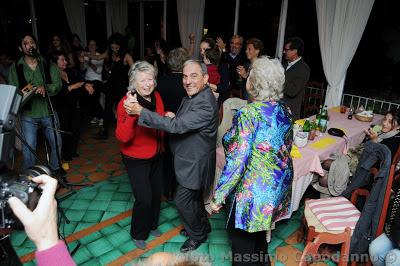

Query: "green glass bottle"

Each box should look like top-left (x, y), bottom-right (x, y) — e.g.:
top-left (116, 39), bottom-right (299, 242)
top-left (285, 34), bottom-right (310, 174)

top-left (315, 105), bottom-right (323, 129)
top-left (319, 105), bottom-right (328, 133)
top-left (303, 118), bottom-right (311, 132)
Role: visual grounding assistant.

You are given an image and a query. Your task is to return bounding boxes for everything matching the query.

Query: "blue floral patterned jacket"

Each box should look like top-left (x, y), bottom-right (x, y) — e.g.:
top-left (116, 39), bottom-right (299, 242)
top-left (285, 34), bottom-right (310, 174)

top-left (213, 100), bottom-right (293, 232)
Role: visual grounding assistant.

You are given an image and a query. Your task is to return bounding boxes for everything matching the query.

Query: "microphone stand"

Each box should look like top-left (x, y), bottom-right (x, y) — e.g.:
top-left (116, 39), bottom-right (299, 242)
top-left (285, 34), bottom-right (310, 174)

top-left (32, 50), bottom-right (89, 256)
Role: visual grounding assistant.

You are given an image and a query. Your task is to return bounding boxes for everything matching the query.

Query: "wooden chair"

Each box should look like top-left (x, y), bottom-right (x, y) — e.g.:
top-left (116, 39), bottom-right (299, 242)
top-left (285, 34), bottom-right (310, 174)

top-left (302, 81), bottom-right (326, 118)
top-left (300, 227), bottom-right (351, 266)
top-left (303, 145), bottom-right (400, 265)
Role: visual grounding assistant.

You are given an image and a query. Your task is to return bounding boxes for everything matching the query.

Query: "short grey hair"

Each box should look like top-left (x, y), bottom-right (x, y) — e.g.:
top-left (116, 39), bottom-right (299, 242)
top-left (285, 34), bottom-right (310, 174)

top-left (127, 60), bottom-right (158, 92)
top-left (167, 48), bottom-right (189, 72)
top-left (230, 35), bottom-right (243, 45)
top-left (183, 59), bottom-right (208, 75)
top-left (247, 56), bottom-right (285, 101)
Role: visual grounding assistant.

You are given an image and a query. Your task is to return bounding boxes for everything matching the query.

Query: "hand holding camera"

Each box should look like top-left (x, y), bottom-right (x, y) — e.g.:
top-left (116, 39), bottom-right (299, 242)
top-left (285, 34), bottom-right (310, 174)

top-left (8, 174), bottom-right (59, 251)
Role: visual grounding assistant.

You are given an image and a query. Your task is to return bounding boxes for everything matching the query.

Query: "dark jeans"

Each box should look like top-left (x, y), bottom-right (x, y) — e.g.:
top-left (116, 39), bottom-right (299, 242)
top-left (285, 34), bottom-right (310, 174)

top-left (123, 154), bottom-right (163, 240)
top-left (228, 204), bottom-right (270, 266)
top-left (175, 184), bottom-right (210, 241)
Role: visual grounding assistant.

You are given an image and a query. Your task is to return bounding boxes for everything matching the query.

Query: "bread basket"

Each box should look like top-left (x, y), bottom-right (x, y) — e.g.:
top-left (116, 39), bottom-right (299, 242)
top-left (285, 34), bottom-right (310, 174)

top-left (355, 113), bottom-right (373, 122)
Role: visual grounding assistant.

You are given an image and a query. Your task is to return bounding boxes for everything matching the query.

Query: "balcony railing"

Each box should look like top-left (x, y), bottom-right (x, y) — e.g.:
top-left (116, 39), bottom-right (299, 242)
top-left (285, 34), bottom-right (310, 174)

top-left (341, 93), bottom-right (400, 114)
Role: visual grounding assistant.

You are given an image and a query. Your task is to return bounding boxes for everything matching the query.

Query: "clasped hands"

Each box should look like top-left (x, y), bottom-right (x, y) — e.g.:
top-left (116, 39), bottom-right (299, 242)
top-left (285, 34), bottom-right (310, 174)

top-left (123, 92), bottom-right (175, 118)
top-left (209, 200), bottom-right (222, 214)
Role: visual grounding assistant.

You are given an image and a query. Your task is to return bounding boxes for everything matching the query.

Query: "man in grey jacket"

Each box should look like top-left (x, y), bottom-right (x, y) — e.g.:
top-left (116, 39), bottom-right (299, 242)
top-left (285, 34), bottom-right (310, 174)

top-left (126, 60), bottom-right (218, 252)
top-left (282, 37), bottom-right (310, 120)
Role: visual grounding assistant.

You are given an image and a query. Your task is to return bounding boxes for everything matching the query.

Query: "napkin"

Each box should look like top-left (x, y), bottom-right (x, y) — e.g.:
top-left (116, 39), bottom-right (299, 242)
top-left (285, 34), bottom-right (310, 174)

top-left (309, 137), bottom-right (337, 150)
top-left (290, 145), bottom-right (302, 158)
top-left (330, 106), bottom-right (340, 113)
top-left (295, 119), bottom-right (305, 127)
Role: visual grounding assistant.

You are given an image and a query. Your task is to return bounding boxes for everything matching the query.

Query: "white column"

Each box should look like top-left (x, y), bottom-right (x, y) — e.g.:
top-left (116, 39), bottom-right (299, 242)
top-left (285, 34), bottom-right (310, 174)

top-left (275, 0), bottom-right (288, 61)
top-left (28, 0), bottom-right (38, 40)
top-left (234, 0), bottom-right (240, 35)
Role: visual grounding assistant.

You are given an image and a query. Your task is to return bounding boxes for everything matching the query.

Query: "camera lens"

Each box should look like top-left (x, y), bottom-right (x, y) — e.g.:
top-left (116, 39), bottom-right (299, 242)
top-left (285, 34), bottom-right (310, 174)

top-left (22, 165), bottom-right (51, 178)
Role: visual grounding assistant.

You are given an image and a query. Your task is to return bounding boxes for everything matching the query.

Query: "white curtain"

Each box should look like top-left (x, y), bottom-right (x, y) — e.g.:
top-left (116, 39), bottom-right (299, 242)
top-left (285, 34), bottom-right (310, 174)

top-left (176, 0), bottom-right (205, 58)
top-left (106, 0), bottom-right (128, 35)
top-left (62, 0), bottom-right (87, 46)
top-left (275, 0), bottom-right (288, 61)
top-left (316, 0), bottom-right (375, 107)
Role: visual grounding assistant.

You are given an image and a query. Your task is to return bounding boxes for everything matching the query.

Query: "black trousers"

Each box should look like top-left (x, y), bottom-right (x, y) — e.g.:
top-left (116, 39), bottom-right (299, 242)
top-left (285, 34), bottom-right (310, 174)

top-left (123, 154), bottom-right (163, 240)
top-left (175, 184), bottom-right (210, 241)
top-left (57, 105), bottom-right (80, 160)
top-left (163, 134), bottom-right (176, 199)
top-left (228, 205), bottom-right (270, 266)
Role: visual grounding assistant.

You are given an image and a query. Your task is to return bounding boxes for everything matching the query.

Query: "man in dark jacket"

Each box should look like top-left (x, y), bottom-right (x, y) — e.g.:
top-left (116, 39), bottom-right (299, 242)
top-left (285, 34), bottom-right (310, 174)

top-left (282, 37), bottom-right (310, 120)
top-left (127, 60), bottom-right (218, 253)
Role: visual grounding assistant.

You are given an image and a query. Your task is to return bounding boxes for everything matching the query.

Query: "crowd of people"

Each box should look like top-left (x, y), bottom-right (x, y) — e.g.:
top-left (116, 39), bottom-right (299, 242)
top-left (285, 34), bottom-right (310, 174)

top-left (2, 27), bottom-right (399, 266)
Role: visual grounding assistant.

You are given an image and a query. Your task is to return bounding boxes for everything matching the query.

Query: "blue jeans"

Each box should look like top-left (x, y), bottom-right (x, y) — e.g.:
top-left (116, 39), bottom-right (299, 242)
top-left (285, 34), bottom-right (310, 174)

top-left (369, 233), bottom-right (400, 266)
top-left (20, 115), bottom-right (61, 171)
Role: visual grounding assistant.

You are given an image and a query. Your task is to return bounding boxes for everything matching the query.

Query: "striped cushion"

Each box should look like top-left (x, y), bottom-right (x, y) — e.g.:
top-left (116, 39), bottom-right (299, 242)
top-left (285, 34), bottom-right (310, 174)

top-left (307, 197), bottom-right (360, 231)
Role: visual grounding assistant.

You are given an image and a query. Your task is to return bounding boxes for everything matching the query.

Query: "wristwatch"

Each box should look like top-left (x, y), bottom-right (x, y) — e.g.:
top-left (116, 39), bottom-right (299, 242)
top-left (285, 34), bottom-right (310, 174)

top-left (222, 48), bottom-right (226, 53)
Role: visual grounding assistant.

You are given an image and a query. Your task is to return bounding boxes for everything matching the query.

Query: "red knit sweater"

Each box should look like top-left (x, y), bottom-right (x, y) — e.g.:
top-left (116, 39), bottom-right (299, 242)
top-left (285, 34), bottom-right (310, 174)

top-left (115, 91), bottom-right (165, 159)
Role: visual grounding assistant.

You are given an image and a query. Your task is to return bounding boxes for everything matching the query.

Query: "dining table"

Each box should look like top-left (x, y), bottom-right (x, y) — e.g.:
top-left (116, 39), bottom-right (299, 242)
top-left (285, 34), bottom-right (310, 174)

top-left (215, 106), bottom-right (384, 219)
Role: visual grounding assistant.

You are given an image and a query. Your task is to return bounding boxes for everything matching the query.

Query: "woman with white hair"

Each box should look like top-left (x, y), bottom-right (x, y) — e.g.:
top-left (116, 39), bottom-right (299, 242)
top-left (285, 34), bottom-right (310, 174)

top-left (115, 61), bottom-right (165, 250)
top-left (210, 56), bottom-right (293, 266)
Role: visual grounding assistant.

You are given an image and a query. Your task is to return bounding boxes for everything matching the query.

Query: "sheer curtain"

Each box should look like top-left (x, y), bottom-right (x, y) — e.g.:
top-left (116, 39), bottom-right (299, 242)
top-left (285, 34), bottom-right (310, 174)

top-left (176, 0), bottom-right (205, 58)
top-left (316, 0), bottom-right (375, 107)
top-left (106, 0), bottom-right (128, 35)
top-left (62, 0), bottom-right (87, 46)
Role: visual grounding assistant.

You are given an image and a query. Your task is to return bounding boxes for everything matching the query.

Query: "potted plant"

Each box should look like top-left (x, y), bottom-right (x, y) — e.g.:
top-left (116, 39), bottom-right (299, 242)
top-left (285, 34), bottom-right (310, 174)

top-left (308, 121), bottom-right (318, 140)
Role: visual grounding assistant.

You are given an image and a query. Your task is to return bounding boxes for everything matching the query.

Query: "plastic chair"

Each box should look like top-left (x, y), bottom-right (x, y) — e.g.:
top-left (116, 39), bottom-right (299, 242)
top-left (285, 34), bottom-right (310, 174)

top-left (300, 227), bottom-right (351, 266)
top-left (303, 145), bottom-right (400, 265)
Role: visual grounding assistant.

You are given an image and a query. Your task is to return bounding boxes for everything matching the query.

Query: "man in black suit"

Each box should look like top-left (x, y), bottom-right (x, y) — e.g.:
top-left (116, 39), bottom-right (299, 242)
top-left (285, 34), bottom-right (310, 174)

top-left (127, 60), bottom-right (218, 253)
top-left (217, 35), bottom-right (248, 98)
top-left (282, 37), bottom-right (310, 120)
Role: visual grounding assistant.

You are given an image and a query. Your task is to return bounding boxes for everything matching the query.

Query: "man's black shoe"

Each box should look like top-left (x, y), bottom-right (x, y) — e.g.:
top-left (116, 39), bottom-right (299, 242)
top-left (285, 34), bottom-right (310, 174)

top-left (180, 238), bottom-right (204, 253)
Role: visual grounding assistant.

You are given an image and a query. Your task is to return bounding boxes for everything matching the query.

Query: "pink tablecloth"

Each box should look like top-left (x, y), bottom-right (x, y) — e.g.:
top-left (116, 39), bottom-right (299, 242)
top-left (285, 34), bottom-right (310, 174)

top-left (293, 110), bottom-right (384, 181)
top-left (214, 108), bottom-right (384, 216)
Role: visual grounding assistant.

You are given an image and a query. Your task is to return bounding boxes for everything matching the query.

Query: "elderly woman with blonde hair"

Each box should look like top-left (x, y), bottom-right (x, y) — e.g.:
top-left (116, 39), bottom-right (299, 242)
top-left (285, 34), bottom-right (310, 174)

top-left (211, 56), bottom-right (293, 266)
top-left (115, 60), bottom-right (166, 250)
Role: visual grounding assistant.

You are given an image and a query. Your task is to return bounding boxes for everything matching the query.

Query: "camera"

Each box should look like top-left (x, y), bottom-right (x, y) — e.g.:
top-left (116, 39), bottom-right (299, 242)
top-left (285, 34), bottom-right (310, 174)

top-left (0, 165), bottom-right (50, 229)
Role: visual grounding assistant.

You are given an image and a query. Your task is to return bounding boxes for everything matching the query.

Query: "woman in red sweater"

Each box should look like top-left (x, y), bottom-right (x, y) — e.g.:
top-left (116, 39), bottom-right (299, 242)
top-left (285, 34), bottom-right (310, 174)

top-left (115, 60), bottom-right (165, 250)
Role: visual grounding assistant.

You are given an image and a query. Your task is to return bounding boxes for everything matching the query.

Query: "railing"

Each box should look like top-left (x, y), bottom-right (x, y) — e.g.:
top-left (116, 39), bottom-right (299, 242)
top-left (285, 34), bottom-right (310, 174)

top-left (341, 93), bottom-right (400, 115)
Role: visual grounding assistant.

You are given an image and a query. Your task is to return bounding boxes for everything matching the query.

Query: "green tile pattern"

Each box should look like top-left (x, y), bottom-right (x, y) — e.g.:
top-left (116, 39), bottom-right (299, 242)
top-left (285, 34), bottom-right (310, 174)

top-left (11, 126), bottom-right (324, 265)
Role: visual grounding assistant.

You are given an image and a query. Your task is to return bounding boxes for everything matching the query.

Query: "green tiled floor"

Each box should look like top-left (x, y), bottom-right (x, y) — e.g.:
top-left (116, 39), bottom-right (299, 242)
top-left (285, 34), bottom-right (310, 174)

top-left (11, 126), bottom-right (321, 265)
top-left (11, 171), bottom-right (308, 265)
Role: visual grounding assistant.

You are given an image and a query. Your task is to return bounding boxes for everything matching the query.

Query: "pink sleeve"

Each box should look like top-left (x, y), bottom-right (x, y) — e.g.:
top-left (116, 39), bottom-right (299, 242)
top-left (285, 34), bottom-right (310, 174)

top-left (35, 240), bottom-right (76, 266)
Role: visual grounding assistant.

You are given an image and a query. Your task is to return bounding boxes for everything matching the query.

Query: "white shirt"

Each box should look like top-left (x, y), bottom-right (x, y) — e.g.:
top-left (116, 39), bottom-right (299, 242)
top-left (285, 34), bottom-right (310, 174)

top-left (286, 56), bottom-right (302, 71)
top-left (84, 53), bottom-right (104, 81)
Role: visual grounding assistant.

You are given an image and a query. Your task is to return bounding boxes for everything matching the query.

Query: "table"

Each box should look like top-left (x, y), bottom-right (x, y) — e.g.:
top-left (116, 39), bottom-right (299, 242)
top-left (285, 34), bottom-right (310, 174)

top-left (290, 109), bottom-right (383, 214)
top-left (215, 107), bottom-right (384, 218)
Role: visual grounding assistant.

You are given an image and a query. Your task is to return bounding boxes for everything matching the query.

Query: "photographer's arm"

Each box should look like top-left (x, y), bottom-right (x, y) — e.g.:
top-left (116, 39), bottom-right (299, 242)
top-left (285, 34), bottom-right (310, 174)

top-left (8, 175), bottom-right (76, 266)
